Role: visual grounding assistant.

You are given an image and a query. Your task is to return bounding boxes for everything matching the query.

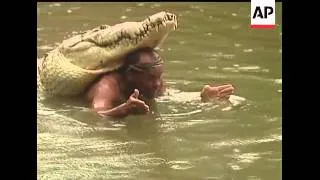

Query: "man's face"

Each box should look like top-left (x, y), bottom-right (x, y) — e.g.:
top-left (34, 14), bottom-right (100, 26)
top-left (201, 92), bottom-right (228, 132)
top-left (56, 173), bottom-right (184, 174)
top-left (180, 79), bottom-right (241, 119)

top-left (126, 52), bottom-right (164, 99)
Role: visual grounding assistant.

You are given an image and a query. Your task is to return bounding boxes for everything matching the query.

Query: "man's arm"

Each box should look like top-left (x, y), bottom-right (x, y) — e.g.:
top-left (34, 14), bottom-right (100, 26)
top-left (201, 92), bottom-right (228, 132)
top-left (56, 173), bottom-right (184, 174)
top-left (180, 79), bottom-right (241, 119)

top-left (89, 81), bottom-right (130, 117)
top-left (92, 97), bottom-right (131, 118)
top-left (88, 76), bottom-right (150, 118)
top-left (93, 89), bottom-right (149, 118)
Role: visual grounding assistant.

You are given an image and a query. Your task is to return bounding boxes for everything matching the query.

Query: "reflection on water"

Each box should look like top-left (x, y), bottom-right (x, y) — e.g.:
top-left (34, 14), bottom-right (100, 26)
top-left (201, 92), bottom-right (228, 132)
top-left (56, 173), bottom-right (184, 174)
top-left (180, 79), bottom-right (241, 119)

top-left (37, 2), bottom-right (282, 180)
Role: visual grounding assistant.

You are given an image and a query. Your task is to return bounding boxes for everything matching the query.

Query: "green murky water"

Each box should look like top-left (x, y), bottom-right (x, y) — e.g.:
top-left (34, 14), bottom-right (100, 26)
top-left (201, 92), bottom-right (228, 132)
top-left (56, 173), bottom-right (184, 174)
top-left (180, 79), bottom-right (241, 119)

top-left (37, 2), bottom-right (282, 180)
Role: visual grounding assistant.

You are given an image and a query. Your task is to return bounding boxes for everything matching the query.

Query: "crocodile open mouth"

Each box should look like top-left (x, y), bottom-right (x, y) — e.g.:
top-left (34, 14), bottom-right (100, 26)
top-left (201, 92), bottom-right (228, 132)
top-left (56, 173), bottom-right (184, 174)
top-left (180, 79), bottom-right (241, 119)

top-left (59, 11), bottom-right (178, 70)
top-left (84, 12), bottom-right (178, 48)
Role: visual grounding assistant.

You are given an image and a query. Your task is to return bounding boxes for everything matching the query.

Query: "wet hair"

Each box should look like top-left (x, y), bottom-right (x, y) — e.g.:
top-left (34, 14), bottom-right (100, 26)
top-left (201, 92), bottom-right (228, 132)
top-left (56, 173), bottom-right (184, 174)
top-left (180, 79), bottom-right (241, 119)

top-left (121, 47), bottom-right (163, 73)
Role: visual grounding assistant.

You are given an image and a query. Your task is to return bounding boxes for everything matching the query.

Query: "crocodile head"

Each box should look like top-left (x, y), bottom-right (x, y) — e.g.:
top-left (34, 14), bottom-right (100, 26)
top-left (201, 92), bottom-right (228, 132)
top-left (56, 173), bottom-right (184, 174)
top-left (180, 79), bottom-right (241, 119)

top-left (58, 11), bottom-right (178, 71)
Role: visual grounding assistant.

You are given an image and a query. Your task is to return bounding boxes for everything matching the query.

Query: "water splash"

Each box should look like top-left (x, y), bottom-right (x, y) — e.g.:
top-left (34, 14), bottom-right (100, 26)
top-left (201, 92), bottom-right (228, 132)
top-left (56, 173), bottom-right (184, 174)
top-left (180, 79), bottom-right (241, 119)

top-left (208, 66), bottom-right (217, 70)
top-left (274, 79), bottom-right (282, 84)
top-left (231, 25), bottom-right (241, 30)
top-left (167, 161), bottom-right (194, 170)
top-left (137, 3), bottom-right (145, 7)
top-left (125, 8), bottom-right (132, 12)
top-left (150, 3), bottom-right (161, 8)
top-left (243, 49), bottom-right (253, 53)
top-left (49, 3), bottom-right (61, 7)
top-left (210, 134), bottom-right (282, 149)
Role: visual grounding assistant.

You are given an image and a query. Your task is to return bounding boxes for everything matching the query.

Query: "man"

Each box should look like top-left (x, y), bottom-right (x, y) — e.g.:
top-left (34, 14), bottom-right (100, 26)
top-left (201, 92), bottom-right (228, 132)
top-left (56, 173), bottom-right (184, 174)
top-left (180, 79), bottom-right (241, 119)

top-left (86, 47), bottom-right (234, 118)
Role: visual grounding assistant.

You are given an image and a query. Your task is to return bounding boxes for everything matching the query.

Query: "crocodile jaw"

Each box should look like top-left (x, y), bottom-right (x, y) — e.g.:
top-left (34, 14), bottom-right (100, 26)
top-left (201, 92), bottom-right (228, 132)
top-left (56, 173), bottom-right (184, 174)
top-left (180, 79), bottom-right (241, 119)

top-left (58, 11), bottom-right (178, 70)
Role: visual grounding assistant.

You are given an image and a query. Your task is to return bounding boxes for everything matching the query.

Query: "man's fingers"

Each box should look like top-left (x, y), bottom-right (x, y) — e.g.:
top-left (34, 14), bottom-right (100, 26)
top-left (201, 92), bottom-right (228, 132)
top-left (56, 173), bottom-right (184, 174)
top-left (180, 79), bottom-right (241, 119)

top-left (144, 104), bottom-right (150, 112)
top-left (217, 84), bottom-right (233, 91)
top-left (219, 87), bottom-right (234, 94)
top-left (132, 98), bottom-right (144, 104)
top-left (132, 99), bottom-right (149, 113)
top-left (133, 99), bottom-right (147, 107)
top-left (219, 92), bottom-right (233, 99)
top-left (219, 90), bottom-right (234, 97)
top-left (137, 100), bottom-right (149, 113)
top-left (203, 85), bottom-right (210, 90)
top-left (218, 87), bottom-right (234, 99)
top-left (219, 95), bottom-right (231, 101)
top-left (132, 89), bottom-right (139, 98)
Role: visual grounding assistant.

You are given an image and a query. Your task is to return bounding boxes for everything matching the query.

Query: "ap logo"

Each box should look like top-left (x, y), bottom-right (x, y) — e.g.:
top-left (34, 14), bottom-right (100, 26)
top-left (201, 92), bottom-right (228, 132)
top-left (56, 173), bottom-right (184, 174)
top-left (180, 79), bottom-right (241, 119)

top-left (251, 0), bottom-right (276, 28)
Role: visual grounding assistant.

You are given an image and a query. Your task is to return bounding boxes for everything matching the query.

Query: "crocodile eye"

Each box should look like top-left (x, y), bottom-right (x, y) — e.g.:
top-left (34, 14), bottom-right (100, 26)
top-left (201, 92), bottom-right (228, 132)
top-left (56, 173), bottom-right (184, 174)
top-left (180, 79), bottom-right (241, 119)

top-left (166, 14), bottom-right (174, 21)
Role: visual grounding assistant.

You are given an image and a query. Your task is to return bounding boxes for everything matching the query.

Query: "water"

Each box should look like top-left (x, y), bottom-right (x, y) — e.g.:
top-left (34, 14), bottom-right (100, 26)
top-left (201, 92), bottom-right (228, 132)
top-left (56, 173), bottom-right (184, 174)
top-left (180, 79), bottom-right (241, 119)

top-left (37, 2), bottom-right (282, 180)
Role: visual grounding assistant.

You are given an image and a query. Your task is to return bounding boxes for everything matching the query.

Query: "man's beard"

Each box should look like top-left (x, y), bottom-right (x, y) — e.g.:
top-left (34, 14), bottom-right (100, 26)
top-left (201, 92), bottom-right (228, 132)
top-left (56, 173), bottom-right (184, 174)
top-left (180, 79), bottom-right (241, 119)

top-left (126, 80), bottom-right (157, 99)
top-left (139, 88), bottom-right (158, 99)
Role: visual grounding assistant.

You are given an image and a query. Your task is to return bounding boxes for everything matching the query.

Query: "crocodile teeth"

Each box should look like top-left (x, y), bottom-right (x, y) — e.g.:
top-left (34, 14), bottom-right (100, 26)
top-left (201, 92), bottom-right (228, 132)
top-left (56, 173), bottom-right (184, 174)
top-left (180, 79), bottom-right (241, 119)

top-left (163, 15), bottom-right (167, 22)
top-left (143, 23), bottom-right (149, 32)
top-left (139, 29), bottom-right (145, 35)
top-left (162, 21), bottom-right (167, 28)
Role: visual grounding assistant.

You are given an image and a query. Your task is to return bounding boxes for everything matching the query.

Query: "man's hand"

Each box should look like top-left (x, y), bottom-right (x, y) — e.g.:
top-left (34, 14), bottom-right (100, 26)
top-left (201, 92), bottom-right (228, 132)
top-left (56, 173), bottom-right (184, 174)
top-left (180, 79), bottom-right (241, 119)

top-left (200, 84), bottom-right (235, 102)
top-left (126, 89), bottom-right (150, 113)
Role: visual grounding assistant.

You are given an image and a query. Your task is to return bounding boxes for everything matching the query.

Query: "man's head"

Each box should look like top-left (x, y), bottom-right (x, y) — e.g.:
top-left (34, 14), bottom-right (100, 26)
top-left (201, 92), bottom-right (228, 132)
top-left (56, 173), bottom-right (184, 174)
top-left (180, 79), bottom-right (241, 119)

top-left (123, 47), bottom-right (164, 99)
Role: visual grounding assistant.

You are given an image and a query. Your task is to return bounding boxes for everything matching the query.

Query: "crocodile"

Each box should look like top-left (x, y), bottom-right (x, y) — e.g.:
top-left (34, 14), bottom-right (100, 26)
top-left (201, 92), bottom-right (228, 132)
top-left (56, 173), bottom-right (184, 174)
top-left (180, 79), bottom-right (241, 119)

top-left (37, 11), bottom-right (178, 97)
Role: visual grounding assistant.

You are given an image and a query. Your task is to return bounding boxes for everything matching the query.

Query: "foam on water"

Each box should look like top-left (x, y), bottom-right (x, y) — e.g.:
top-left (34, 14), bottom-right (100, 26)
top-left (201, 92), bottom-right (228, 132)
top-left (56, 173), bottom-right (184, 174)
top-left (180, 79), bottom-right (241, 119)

top-left (243, 49), bottom-right (253, 53)
top-left (209, 134), bottom-right (282, 149)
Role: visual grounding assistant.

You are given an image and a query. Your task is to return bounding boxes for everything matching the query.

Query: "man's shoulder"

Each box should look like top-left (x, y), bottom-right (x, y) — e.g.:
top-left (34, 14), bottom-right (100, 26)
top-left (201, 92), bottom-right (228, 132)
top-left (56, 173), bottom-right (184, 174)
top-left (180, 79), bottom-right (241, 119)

top-left (86, 72), bottom-right (122, 101)
top-left (98, 72), bottom-right (121, 85)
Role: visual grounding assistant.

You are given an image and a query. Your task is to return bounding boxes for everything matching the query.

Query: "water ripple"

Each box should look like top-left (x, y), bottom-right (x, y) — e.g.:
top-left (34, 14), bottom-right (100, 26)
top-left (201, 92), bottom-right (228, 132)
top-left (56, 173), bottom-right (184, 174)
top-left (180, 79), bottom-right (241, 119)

top-left (167, 161), bottom-right (194, 170)
top-left (243, 49), bottom-right (253, 53)
top-left (209, 134), bottom-right (282, 149)
top-left (49, 3), bottom-right (61, 7)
